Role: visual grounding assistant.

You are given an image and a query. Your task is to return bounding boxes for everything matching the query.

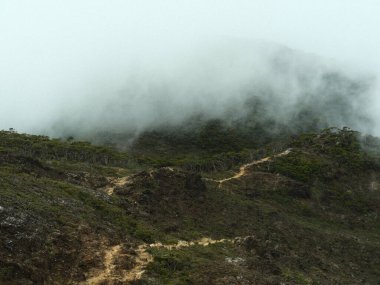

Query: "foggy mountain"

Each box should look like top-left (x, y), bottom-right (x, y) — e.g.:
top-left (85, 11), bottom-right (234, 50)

top-left (1, 1), bottom-right (380, 140)
top-left (1, 2), bottom-right (380, 284)
top-left (48, 41), bottom-right (376, 145)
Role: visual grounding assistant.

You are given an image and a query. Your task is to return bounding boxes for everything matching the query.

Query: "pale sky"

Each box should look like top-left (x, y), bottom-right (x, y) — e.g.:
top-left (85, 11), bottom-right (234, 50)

top-left (1, 1), bottom-right (380, 134)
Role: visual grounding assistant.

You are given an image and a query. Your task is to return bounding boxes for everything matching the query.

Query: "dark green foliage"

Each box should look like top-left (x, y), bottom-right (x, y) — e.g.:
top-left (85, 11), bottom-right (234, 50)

top-left (0, 131), bottom-right (128, 166)
top-left (271, 151), bottom-right (326, 182)
top-left (198, 119), bottom-right (243, 153)
top-left (272, 128), bottom-right (378, 183)
top-left (146, 244), bottom-right (236, 284)
top-left (1, 127), bottom-right (380, 284)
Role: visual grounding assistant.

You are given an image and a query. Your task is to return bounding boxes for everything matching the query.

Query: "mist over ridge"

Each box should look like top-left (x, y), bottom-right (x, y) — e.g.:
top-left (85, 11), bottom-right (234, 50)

top-left (1, 4), bottom-right (380, 284)
top-left (1, 1), bottom-right (380, 141)
top-left (46, 39), bottom-right (376, 142)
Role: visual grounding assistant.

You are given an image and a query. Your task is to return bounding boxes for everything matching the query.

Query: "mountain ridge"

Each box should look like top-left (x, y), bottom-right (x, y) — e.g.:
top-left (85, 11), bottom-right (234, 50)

top-left (0, 127), bottom-right (379, 284)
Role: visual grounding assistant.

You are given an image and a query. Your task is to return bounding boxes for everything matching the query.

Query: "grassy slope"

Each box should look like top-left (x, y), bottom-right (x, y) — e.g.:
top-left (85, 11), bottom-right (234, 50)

top-left (0, 129), bottom-right (379, 284)
top-left (140, 128), bottom-right (380, 284)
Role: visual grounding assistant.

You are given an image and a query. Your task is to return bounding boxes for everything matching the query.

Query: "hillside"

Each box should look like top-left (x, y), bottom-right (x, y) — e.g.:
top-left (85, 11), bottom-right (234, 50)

top-left (0, 128), bottom-right (380, 284)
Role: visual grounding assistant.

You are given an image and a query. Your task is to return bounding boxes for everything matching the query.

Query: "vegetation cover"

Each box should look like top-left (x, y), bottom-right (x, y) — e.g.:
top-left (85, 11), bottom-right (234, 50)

top-left (0, 126), bottom-right (379, 284)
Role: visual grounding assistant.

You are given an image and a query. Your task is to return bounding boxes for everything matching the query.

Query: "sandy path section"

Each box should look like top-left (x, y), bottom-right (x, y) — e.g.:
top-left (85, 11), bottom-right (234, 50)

top-left (105, 167), bottom-right (175, 196)
top-left (81, 236), bottom-right (251, 284)
top-left (104, 176), bottom-right (130, 195)
top-left (204, 149), bottom-right (291, 187)
top-left (81, 245), bottom-right (122, 284)
top-left (82, 151), bottom-right (290, 284)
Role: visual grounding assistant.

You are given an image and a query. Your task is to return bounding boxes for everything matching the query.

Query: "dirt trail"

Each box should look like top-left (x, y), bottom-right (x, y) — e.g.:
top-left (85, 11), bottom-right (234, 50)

top-left (205, 149), bottom-right (291, 187)
top-left (83, 152), bottom-right (290, 283)
top-left (105, 167), bottom-right (175, 196)
top-left (82, 236), bottom-right (250, 284)
top-left (104, 176), bottom-right (130, 195)
top-left (81, 245), bottom-right (122, 284)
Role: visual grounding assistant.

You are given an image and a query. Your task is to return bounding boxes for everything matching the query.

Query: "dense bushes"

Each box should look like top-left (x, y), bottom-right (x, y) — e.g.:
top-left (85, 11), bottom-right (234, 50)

top-left (0, 131), bottom-right (128, 166)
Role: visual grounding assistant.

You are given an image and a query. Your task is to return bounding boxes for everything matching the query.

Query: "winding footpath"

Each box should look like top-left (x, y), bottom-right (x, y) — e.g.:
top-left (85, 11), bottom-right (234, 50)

top-left (205, 148), bottom-right (291, 187)
top-left (82, 245), bottom-right (123, 284)
top-left (83, 149), bottom-right (291, 284)
top-left (81, 236), bottom-right (252, 284)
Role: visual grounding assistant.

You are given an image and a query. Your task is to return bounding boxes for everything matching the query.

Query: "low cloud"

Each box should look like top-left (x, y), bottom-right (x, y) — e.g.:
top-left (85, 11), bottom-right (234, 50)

top-left (0, 1), bottom-right (379, 139)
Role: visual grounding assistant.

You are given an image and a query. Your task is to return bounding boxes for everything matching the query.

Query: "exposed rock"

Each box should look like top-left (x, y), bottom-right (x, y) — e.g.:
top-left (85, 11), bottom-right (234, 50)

top-left (225, 257), bottom-right (245, 264)
top-left (66, 172), bottom-right (109, 188)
